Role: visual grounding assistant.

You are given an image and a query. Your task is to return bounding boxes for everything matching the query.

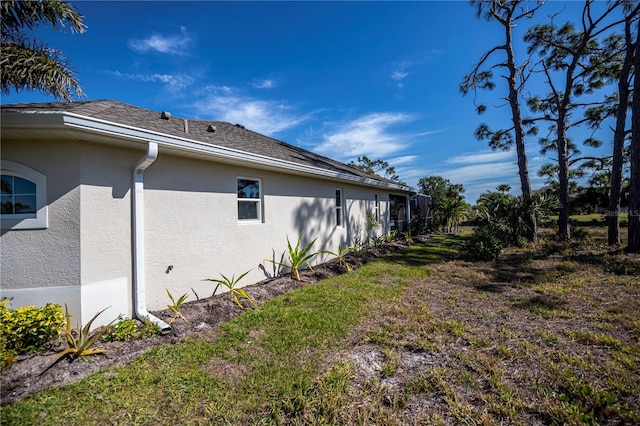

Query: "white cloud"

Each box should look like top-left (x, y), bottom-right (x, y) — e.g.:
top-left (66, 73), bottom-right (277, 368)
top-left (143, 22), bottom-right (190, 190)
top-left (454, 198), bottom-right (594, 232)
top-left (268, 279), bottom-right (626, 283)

top-left (390, 62), bottom-right (410, 89)
top-left (446, 150), bottom-right (515, 165)
top-left (314, 113), bottom-right (413, 159)
top-left (192, 86), bottom-right (308, 135)
top-left (252, 78), bottom-right (276, 89)
top-left (107, 70), bottom-right (194, 91)
top-left (391, 70), bottom-right (408, 81)
top-left (128, 27), bottom-right (192, 55)
top-left (413, 147), bottom-right (549, 203)
top-left (388, 155), bottom-right (418, 166)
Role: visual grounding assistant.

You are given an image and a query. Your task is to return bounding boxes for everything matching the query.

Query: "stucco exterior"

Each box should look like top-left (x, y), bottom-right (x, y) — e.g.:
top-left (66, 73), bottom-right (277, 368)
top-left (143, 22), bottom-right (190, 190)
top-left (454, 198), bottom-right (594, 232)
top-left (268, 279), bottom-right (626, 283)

top-left (0, 100), bottom-right (414, 328)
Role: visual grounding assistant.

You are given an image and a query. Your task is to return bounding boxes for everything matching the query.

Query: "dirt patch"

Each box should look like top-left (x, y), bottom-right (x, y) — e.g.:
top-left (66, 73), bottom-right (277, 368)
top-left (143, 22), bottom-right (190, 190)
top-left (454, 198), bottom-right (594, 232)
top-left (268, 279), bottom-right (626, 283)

top-left (0, 242), bottom-right (409, 406)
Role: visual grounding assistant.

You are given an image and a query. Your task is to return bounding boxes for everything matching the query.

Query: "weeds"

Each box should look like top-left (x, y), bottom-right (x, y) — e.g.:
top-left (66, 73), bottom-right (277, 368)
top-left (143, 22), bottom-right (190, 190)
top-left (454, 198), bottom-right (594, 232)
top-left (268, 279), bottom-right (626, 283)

top-left (102, 316), bottom-right (159, 342)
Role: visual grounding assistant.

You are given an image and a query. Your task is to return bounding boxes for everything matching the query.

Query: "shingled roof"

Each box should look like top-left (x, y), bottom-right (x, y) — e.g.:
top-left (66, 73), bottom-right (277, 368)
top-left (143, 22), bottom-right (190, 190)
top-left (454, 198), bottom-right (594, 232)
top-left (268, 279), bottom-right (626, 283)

top-left (1, 100), bottom-right (412, 191)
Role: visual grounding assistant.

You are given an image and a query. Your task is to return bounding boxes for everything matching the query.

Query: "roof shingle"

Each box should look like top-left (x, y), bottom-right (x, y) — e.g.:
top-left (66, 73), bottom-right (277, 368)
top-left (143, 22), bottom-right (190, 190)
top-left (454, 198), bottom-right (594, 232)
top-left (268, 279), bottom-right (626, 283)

top-left (2, 100), bottom-right (406, 188)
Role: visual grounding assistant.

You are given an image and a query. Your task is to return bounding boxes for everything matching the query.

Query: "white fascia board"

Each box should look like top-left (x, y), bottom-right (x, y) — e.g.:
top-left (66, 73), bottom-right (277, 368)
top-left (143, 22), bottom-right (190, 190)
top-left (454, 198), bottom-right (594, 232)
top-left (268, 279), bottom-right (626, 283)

top-left (2, 110), bottom-right (416, 193)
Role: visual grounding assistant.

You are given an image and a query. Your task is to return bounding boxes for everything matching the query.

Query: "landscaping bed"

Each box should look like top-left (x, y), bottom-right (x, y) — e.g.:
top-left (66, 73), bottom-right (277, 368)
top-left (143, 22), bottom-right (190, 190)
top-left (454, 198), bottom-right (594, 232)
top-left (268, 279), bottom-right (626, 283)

top-left (0, 240), bottom-right (409, 406)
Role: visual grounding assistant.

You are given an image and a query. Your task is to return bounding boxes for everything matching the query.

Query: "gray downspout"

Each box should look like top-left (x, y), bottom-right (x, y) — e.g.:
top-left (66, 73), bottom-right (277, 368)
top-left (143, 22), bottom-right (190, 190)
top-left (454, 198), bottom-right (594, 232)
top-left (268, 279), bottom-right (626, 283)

top-left (132, 142), bottom-right (172, 334)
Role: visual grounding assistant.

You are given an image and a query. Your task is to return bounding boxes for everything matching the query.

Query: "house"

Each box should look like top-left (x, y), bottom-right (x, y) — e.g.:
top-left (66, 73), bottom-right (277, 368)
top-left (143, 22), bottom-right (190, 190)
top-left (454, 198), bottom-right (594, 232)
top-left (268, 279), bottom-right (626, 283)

top-left (0, 100), bottom-right (416, 331)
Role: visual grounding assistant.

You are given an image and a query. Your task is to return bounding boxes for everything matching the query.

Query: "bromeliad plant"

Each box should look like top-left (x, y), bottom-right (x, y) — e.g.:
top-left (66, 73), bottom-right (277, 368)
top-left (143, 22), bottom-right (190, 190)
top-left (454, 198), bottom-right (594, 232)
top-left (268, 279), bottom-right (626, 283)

top-left (205, 269), bottom-right (257, 309)
top-left (320, 244), bottom-right (354, 272)
top-left (54, 304), bottom-right (113, 361)
top-left (166, 289), bottom-right (189, 324)
top-left (265, 235), bottom-right (317, 281)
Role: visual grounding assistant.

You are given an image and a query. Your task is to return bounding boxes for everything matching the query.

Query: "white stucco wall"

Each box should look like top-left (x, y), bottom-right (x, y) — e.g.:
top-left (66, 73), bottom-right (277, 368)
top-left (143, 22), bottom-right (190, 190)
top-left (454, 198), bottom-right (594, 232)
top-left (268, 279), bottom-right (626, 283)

top-left (141, 154), bottom-right (392, 310)
top-left (1, 137), bottom-right (407, 324)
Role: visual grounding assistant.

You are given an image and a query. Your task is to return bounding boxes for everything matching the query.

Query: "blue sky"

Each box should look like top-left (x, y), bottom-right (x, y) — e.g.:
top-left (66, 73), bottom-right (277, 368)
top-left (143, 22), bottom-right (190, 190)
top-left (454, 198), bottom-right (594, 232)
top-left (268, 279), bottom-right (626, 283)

top-left (1, 1), bottom-right (623, 203)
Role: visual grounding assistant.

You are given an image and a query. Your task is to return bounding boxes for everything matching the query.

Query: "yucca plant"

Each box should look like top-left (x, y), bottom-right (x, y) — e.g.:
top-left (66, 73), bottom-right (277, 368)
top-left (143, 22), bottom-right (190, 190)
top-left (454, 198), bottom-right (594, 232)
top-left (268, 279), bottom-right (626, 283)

top-left (166, 289), bottom-right (189, 324)
top-left (320, 244), bottom-right (354, 272)
top-left (371, 235), bottom-right (387, 248)
top-left (265, 235), bottom-right (317, 281)
top-left (205, 269), bottom-right (257, 309)
top-left (54, 305), bottom-right (112, 361)
top-left (401, 231), bottom-right (414, 244)
top-left (385, 230), bottom-right (398, 242)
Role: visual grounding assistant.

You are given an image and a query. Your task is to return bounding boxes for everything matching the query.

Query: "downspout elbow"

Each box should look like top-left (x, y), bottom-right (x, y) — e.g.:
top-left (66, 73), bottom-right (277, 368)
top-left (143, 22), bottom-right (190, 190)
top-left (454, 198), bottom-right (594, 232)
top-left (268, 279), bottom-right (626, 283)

top-left (133, 142), bottom-right (172, 334)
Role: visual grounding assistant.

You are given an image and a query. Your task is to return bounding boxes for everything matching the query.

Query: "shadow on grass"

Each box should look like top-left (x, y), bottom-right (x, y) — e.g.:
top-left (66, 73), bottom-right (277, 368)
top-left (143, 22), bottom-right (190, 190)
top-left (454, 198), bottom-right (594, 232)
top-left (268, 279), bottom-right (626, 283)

top-left (511, 293), bottom-right (568, 316)
top-left (380, 233), bottom-right (470, 267)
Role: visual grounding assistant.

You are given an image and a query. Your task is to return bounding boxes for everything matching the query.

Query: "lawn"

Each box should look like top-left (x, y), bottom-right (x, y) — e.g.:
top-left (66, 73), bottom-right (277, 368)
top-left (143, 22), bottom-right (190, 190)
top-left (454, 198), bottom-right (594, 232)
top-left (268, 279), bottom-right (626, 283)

top-left (1, 228), bottom-right (639, 425)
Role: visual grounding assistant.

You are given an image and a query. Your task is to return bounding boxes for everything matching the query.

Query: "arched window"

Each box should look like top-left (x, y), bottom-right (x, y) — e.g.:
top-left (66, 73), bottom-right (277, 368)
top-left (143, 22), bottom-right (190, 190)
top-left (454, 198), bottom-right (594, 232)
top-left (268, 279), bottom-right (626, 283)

top-left (1, 161), bottom-right (48, 230)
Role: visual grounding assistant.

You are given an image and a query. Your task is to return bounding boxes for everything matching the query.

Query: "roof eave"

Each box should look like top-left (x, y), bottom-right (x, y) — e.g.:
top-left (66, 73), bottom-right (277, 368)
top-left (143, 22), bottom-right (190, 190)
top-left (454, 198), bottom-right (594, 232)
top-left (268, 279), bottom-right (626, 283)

top-left (1, 110), bottom-right (416, 193)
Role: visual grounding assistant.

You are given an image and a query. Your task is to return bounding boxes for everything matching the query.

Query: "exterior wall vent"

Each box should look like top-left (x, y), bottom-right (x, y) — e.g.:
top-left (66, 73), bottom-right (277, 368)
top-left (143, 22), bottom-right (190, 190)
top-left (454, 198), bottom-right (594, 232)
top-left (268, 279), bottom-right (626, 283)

top-left (161, 111), bottom-right (171, 120)
top-left (207, 125), bottom-right (217, 133)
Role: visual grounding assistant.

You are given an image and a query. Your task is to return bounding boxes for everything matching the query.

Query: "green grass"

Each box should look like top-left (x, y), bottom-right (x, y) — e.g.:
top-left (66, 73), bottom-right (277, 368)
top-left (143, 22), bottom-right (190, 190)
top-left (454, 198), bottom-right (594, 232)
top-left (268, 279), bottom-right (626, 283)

top-left (1, 238), bottom-right (455, 425)
top-left (2, 229), bottom-right (639, 425)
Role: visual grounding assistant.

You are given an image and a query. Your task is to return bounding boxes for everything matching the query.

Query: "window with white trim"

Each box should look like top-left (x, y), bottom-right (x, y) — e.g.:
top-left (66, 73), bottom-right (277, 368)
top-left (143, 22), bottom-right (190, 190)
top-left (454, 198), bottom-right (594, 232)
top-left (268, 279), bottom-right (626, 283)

top-left (1, 161), bottom-right (48, 230)
top-left (374, 193), bottom-right (380, 221)
top-left (335, 188), bottom-right (343, 227)
top-left (237, 177), bottom-right (262, 222)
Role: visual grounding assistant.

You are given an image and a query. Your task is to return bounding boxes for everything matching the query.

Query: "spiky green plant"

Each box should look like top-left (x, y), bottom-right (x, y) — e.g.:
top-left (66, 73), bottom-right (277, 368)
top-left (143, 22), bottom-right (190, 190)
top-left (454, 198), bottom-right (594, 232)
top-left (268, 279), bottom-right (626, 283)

top-left (265, 235), bottom-right (317, 281)
top-left (385, 230), bottom-right (398, 242)
top-left (166, 289), bottom-right (189, 324)
top-left (401, 231), bottom-right (414, 244)
top-left (54, 305), bottom-right (112, 361)
top-left (320, 244), bottom-right (354, 272)
top-left (205, 269), bottom-right (257, 309)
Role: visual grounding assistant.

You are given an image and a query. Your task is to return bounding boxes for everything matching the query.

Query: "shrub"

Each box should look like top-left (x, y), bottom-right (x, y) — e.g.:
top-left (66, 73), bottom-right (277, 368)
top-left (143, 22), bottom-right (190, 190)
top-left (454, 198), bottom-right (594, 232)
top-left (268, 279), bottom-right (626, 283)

top-left (102, 316), bottom-right (160, 342)
top-left (0, 300), bottom-right (64, 367)
top-left (467, 225), bottom-right (507, 260)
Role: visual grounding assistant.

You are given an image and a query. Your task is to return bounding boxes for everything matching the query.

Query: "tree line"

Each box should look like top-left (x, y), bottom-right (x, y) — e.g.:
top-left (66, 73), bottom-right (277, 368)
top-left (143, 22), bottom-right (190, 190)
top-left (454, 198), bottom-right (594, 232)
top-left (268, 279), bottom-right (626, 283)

top-left (460, 0), bottom-right (640, 253)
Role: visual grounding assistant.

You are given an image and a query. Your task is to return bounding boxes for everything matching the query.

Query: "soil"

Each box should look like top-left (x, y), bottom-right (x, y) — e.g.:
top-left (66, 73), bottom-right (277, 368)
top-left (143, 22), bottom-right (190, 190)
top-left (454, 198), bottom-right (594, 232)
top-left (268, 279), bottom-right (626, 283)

top-left (0, 241), bottom-right (409, 406)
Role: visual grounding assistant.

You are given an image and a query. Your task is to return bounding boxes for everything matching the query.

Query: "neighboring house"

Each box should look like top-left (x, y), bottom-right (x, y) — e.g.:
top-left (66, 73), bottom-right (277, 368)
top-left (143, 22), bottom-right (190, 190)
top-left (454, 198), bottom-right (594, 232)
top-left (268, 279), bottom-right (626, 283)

top-left (1, 100), bottom-right (416, 330)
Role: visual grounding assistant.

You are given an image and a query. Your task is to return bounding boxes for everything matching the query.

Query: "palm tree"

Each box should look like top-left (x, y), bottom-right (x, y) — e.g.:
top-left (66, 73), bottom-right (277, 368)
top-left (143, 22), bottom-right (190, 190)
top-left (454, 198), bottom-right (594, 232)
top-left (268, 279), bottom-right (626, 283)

top-left (440, 196), bottom-right (468, 234)
top-left (1, 0), bottom-right (86, 102)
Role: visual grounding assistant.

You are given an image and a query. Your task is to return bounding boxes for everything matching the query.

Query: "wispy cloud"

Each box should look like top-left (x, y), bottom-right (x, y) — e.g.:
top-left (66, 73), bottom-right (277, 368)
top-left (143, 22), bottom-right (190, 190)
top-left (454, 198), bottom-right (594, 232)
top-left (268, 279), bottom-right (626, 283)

top-left (252, 78), bottom-right (276, 89)
top-left (390, 61), bottom-right (411, 89)
top-left (106, 70), bottom-right (194, 91)
top-left (192, 86), bottom-right (309, 135)
top-left (314, 113), bottom-right (414, 159)
top-left (128, 27), bottom-right (192, 55)
top-left (446, 150), bottom-right (514, 165)
top-left (388, 50), bottom-right (445, 90)
top-left (416, 148), bottom-right (548, 203)
top-left (388, 155), bottom-right (418, 166)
